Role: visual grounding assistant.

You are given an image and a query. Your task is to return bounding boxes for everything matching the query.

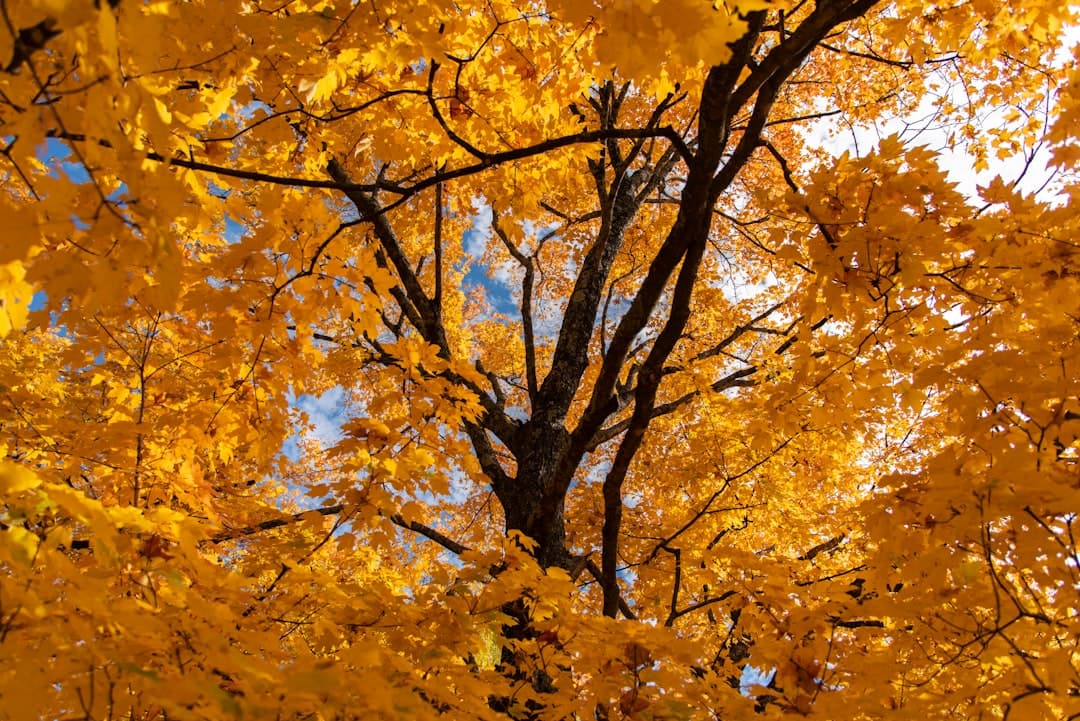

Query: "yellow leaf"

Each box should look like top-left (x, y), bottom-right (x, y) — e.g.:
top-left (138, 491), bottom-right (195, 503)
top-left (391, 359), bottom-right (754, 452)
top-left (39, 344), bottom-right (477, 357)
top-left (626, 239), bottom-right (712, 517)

top-left (0, 461), bottom-right (41, 494)
top-left (4, 525), bottom-right (39, 565)
top-left (96, 4), bottom-right (118, 72)
top-left (0, 261), bottom-right (32, 338)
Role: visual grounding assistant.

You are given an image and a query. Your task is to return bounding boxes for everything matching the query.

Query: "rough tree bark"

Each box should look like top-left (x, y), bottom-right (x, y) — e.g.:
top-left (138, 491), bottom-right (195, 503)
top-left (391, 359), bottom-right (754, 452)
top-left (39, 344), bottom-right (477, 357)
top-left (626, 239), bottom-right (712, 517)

top-left (327, 0), bottom-right (883, 710)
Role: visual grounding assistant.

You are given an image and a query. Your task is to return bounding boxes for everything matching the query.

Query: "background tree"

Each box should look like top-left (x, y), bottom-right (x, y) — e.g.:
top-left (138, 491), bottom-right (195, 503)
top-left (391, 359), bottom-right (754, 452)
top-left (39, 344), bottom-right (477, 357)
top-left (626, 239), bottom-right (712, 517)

top-left (1, 0), bottom-right (1078, 719)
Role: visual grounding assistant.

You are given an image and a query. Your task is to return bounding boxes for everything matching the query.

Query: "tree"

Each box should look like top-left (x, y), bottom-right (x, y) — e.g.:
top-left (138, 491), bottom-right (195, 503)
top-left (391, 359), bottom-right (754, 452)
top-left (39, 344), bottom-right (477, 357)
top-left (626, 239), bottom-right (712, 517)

top-left (1, 0), bottom-right (1078, 718)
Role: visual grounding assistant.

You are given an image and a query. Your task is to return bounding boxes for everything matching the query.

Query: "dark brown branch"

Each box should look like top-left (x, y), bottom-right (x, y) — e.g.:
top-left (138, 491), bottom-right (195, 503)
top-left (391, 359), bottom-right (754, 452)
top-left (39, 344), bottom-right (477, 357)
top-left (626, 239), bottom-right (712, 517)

top-left (531, 88), bottom-right (684, 428)
top-left (573, 22), bottom-right (834, 607)
top-left (729, 0), bottom-right (884, 116)
top-left (668, 590), bottom-right (739, 626)
top-left (2, 16), bottom-right (60, 74)
top-left (795, 565), bottom-right (867, 587)
top-left (584, 299), bottom-right (791, 449)
top-left (709, 70), bottom-right (785, 200)
top-left (463, 422), bottom-right (514, 494)
top-left (426, 60), bottom-right (489, 160)
top-left (200, 88), bottom-right (427, 144)
top-left (760, 140), bottom-right (801, 193)
top-left (663, 545), bottom-right (683, 626)
top-left (599, 265), bottom-right (638, 359)
top-left (50, 124), bottom-right (692, 196)
top-left (760, 140), bottom-right (839, 249)
top-left (328, 158), bottom-right (441, 345)
top-left (798, 534), bottom-right (845, 561)
top-left (830, 618), bottom-right (885, 629)
top-left (491, 213), bottom-right (539, 400)
top-left (211, 504), bottom-right (345, 543)
top-left (327, 159), bottom-right (520, 462)
top-left (586, 366), bottom-right (757, 450)
top-left (819, 41), bottom-right (957, 69)
top-left (598, 227), bottom-right (709, 616)
top-left (535, 19), bottom-right (772, 559)
top-left (584, 558), bottom-right (636, 620)
top-left (389, 513), bottom-right (469, 555)
top-left (762, 108), bottom-right (844, 128)
top-left (693, 301), bottom-right (785, 361)
top-left (207, 501), bottom-right (469, 557)
top-left (433, 176), bottom-right (445, 328)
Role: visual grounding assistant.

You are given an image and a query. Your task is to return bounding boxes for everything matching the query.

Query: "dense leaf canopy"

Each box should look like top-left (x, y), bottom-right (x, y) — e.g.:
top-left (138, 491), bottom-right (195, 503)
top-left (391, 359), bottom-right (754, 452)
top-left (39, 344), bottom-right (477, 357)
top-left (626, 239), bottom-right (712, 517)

top-left (1, 0), bottom-right (1079, 719)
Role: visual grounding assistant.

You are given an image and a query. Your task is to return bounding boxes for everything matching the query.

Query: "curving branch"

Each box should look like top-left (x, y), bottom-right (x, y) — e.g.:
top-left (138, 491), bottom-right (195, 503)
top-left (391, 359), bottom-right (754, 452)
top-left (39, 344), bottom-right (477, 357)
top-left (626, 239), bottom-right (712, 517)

top-left (47, 124), bottom-right (692, 197)
top-left (491, 212), bottom-right (540, 401)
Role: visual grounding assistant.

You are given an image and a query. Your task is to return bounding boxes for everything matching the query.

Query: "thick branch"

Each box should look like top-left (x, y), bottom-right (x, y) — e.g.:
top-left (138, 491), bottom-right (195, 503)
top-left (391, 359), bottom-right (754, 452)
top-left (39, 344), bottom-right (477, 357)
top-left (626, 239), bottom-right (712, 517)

top-left (463, 422), bottom-right (514, 493)
top-left (729, 0), bottom-right (884, 116)
top-left (328, 158), bottom-right (442, 346)
top-left (491, 213), bottom-right (539, 401)
top-left (389, 513), bottom-right (469, 555)
top-left (799, 534), bottom-right (846, 561)
top-left (599, 232), bottom-right (709, 616)
top-left (433, 177), bottom-right (445, 328)
top-left (329, 160), bottom-right (519, 454)
top-left (531, 90), bottom-right (684, 427)
top-left (534, 18), bottom-right (771, 543)
top-left (584, 558), bottom-right (636, 620)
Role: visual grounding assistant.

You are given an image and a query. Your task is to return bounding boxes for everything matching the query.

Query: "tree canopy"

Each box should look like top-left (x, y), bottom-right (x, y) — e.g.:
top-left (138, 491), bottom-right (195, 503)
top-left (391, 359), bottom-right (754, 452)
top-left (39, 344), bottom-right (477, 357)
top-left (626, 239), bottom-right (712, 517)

top-left (1, 0), bottom-right (1079, 719)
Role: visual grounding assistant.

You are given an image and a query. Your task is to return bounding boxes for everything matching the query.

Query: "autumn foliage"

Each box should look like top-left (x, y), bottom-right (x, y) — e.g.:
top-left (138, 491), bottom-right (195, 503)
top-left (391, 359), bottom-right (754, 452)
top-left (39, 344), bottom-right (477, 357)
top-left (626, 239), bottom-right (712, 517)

top-left (2, 0), bottom-right (1080, 719)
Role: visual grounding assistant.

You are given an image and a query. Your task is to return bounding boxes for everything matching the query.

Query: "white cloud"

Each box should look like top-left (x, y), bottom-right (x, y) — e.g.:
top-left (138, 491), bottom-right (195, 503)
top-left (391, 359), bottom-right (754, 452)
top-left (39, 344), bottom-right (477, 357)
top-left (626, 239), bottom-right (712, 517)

top-left (463, 203), bottom-right (493, 259)
top-left (288, 387), bottom-right (346, 455)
